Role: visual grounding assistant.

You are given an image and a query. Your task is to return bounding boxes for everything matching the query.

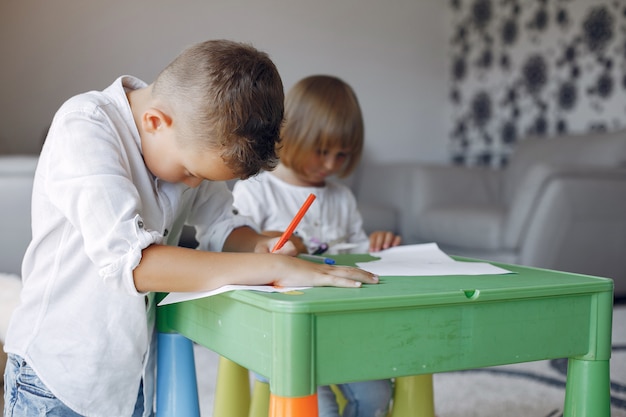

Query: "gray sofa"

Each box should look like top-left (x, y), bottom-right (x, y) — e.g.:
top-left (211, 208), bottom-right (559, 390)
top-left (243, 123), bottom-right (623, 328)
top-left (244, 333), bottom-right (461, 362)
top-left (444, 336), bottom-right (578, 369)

top-left (0, 155), bottom-right (38, 276)
top-left (356, 130), bottom-right (626, 297)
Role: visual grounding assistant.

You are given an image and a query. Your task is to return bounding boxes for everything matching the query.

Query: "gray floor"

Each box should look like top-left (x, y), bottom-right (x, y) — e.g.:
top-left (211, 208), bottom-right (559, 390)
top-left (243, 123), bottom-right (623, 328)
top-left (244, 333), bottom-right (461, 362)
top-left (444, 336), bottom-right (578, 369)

top-left (193, 344), bottom-right (221, 416)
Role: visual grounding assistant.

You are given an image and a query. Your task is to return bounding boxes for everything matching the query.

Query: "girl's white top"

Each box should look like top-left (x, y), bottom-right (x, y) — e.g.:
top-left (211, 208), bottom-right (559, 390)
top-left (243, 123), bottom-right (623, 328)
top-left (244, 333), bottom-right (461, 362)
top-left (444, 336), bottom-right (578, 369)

top-left (232, 171), bottom-right (369, 255)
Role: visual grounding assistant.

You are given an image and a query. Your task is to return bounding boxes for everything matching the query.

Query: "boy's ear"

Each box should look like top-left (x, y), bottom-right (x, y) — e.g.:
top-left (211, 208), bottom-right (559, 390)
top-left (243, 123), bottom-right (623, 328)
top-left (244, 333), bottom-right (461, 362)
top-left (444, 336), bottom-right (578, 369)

top-left (142, 108), bottom-right (173, 134)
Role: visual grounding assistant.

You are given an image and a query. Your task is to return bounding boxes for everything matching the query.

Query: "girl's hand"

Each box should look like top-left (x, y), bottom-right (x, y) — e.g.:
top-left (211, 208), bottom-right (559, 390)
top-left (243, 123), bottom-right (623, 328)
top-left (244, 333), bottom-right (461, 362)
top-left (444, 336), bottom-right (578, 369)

top-left (262, 230), bottom-right (308, 254)
top-left (271, 255), bottom-right (379, 288)
top-left (253, 235), bottom-right (299, 256)
top-left (224, 227), bottom-right (300, 255)
top-left (369, 231), bottom-right (402, 252)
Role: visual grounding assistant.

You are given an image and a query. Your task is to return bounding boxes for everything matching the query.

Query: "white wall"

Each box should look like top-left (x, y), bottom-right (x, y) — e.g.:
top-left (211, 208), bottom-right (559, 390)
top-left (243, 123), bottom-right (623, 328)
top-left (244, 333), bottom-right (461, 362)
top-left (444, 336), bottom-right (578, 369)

top-left (0, 0), bottom-right (449, 164)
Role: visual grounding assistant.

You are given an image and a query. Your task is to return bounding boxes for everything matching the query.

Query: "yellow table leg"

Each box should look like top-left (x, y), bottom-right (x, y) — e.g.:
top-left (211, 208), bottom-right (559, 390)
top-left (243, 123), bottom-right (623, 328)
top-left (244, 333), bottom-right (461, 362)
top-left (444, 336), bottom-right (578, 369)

top-left (213, 356), bottom-right (251, 417)
top-left (249, 379), bottom-right (271, 417)
top-left (390, 375), bottom-right (435, 417)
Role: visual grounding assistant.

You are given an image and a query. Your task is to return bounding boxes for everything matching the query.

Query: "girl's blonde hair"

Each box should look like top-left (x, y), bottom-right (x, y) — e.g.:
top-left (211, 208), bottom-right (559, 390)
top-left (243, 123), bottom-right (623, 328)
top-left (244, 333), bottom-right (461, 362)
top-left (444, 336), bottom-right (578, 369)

top-left (279, 75), bottom-right (364, 178)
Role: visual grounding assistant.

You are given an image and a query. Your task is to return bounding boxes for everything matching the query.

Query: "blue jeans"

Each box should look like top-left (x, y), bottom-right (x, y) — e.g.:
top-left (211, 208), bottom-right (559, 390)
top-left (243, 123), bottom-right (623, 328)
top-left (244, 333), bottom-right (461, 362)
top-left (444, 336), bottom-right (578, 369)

top-left (318, 380), bottom-right (392, 417)
top-left (3, 354), bottom-right (148, 417)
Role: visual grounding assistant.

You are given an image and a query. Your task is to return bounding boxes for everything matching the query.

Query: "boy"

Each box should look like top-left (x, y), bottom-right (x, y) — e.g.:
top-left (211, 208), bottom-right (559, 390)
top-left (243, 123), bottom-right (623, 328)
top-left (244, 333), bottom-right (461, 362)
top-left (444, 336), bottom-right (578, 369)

top-left (3, 40), bottom-right (378, 417)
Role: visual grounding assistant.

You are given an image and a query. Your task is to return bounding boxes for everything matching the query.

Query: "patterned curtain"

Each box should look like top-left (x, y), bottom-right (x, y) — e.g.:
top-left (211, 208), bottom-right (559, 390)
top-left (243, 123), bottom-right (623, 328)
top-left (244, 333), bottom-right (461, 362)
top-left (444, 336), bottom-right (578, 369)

top-left (449, 0), bottom-right (626, 167)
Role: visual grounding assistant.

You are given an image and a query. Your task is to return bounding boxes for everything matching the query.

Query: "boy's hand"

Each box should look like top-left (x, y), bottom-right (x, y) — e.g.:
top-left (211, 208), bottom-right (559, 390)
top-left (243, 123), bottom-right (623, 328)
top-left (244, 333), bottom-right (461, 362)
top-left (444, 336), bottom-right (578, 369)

top-left (271, 255), bottom-right (379, 288)
top-left (369, 231), bottom-right (402, 252)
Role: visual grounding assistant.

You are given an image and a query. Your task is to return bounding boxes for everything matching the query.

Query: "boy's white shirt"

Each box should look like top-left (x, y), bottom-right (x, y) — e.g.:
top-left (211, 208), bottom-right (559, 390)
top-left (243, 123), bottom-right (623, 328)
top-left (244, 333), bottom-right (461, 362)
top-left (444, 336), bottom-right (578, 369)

top-left (4, 76), bottom-right (255, 417)
top-left (232, 171), bottom-right (369, 255)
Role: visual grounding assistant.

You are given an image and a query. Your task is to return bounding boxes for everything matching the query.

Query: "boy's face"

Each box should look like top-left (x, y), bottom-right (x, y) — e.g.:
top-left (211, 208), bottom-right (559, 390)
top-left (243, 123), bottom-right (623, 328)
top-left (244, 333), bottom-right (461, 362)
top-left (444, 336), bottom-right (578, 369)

top-left (143, 130), bottom-right (236, 187)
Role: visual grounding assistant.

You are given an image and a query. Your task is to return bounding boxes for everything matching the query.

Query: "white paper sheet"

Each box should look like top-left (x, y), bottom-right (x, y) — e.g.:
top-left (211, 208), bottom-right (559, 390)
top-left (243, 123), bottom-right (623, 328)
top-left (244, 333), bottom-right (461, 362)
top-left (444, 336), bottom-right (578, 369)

top-left (356, 243), bottom-right (512, 276)
top-left (158, 284), bottom-right (311, 306)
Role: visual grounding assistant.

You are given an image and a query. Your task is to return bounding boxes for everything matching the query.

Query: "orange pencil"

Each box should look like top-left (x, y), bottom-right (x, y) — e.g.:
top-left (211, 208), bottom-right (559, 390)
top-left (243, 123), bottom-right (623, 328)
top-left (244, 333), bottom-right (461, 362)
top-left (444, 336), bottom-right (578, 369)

top-left (271, 193), bottom-right (316, 253)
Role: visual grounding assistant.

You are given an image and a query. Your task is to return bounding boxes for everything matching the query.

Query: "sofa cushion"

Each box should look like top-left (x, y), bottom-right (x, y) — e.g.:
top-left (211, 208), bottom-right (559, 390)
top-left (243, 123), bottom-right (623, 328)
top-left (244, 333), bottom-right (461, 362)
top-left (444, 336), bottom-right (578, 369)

top-left (359, 204), bottom-right (398, 235)
top-left (419, 205), bottom-right (506, 251)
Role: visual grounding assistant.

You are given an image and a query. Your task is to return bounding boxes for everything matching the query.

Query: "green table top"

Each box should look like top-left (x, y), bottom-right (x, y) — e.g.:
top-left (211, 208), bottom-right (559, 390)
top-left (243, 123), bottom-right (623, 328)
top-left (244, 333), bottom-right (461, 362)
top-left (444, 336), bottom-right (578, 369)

top-left (215, 254), bottom-right (613, 313)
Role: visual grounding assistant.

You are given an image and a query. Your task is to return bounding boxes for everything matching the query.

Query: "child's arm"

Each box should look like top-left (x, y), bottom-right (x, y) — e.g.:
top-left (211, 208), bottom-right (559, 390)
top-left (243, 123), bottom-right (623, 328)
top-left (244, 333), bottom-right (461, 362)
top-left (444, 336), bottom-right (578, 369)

top-left (133, 228), bottom-right (378, 293)
top-left (368, 231), bottom-right (402, 252)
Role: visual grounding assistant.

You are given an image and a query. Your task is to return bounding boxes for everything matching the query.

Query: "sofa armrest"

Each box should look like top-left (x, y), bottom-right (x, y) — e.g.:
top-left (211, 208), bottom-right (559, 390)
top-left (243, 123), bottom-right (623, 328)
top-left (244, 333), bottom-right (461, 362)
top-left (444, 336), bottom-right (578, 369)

top-left (508, 166), bottom-right (626, 287)
top-left (0, 273), bottom-right (22, 343)
top-left (504, 164), bottom-right (626, 249)
top-left (0, 155), bottom-right (38, 275)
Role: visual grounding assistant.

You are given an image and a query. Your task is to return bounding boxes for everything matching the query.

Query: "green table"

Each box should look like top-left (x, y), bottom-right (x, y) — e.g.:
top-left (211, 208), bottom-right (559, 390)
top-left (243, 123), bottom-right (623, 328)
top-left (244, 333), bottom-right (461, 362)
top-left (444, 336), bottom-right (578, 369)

top-left (157, 255), bottom-right (614, 417)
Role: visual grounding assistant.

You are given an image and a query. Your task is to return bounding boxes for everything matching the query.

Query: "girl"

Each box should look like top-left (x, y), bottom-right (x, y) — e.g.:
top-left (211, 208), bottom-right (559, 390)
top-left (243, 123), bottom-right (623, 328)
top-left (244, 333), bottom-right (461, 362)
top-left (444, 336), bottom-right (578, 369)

top-left (233, 75), bottom-right (401, 417)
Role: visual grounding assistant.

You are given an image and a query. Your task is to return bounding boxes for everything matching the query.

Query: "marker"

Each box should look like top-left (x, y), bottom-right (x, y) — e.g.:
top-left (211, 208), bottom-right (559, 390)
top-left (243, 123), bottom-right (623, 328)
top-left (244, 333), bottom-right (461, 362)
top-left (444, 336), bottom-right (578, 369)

top-left (312, 243), bottom-right (329, 255)
top-left (299, 254), bottom-right (336, 265)
top-left (271, 193), bottom-right (316, 253)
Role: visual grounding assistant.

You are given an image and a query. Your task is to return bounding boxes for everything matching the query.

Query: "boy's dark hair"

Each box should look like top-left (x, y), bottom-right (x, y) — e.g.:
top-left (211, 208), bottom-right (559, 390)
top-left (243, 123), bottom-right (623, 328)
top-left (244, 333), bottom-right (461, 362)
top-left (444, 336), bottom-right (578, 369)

top-left (152, 40), bottom-right (284, 178)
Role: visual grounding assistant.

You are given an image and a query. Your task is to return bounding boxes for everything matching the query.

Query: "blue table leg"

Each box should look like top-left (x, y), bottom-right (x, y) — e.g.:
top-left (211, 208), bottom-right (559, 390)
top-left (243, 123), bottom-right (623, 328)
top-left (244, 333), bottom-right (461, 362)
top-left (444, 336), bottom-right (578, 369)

top-left (156, 332), bottom-right (201, 417)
